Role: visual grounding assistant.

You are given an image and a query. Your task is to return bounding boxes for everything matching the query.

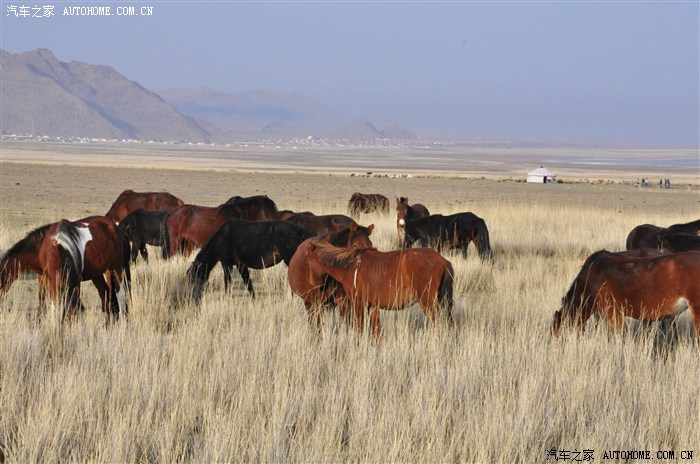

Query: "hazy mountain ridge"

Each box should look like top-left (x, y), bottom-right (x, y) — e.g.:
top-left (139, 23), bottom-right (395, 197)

top-left (1, 48), bottom-right (212, 142)
top-left (2, 48), bottom-right (418, 142)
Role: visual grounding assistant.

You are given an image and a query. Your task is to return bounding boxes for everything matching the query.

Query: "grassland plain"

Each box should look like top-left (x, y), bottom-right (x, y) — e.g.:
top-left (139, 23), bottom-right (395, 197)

top-left (0, 143), bottom-right (699, 463)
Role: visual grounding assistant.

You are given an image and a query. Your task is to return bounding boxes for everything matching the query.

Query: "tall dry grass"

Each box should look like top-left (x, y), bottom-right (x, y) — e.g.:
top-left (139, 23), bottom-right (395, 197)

top-left (1, 184), bottom-right (698, 463)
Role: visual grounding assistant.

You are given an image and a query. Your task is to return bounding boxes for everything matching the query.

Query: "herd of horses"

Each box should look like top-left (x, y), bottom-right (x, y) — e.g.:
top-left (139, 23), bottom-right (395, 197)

top-left (1, 187), bottom-right (699, 344)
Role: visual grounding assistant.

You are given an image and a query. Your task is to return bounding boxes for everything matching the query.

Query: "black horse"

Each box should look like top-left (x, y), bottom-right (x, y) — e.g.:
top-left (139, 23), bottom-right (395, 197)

top-left (224, 195), bottom-right (279, 220)
top-left (626, 219), bottom-right (699, 251)
top-left (660, 233), bottom-right (700, 253)
top-left (403, 212), bottom-right (493, 260)
top-left (187, 218), bottom-right (313, 302)
top-left (118, 208), bottom-right (170, 262)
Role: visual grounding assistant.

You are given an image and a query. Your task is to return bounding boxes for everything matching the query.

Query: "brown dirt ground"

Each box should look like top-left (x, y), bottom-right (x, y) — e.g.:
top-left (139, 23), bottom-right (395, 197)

top-left (1, 141), bottom-right (698, 229)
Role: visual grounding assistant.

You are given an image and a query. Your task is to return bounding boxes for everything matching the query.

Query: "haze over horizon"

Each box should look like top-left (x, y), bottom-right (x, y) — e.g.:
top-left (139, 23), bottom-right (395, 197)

top-left (2, 1), bottom-right (698, 147)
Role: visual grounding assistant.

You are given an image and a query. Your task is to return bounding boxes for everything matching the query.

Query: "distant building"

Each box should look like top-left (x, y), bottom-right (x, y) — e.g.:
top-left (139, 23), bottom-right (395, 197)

top-left (527, 166), bottom-right (557, 184)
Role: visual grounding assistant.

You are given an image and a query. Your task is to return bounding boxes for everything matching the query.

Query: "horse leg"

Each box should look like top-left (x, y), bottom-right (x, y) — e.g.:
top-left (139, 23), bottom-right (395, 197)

top-left (369, 307), bottom-right (381, 344)
top-left (92, 276), bottom-right (113, 325)
top-left (305, 301), bottom-right (323, 331)
top-left (130, 241), bottom-right (140, 263)
top-left (110, 270), bottom-right (128, 320)
top-left (37, 274), bottom-right (48, 314)
top-left (222, 261), bottom-right (235, 291)
top-left (351, 299), bottom-right (365, 336)
top-left (237, 263), bottom-right (255, 298)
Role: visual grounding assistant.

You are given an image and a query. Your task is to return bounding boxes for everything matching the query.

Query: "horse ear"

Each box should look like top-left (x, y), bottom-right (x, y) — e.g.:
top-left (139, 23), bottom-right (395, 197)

top-left (349, 222), bottom-right (358, 232)
top-left (308, 242), bottom-right (317, 253)
top-left (367, 224), bottom-right (374, 235)
top-left (396, 197), bottom-right (400, 205)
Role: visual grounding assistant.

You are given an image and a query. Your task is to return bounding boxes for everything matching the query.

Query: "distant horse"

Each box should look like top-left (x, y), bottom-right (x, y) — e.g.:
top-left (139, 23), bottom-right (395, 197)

top-left (307, 241), bottom-right (454, 342)
top-left (625, 219), bottom-right (700, 251)
top-left (275, 210), bottom-right (315, 221)
top-left (348, 193), bottom-right (390, 216)
top-left (0, 216), bottom-right (129, 323)
top-left (666, 219), bottom-right (700, 235)
top-left (551, 249), bottom-right (700, 337)
top-left (105, 189), bottom-right (183, 223)
top-left (163, 202), bottom-right (275, 258)
top-left (187, 219), bottom-right (314, 302)
top-left (402, 212), bottom-right (493, 260)
top-left (395, 197), bottom-right (430, 243)
top-left (625, 224), bottom-right (664, 250)
top-left (660, 233), bottom-right (700, 253)
top-left (286, 213), bottom-right (357, 235)
top-left (118, 209), bottom-right (169, 262)
top-left (224, 195), bottom-right (279, 220)
top-left (288, 223), bottom-right (374, 328)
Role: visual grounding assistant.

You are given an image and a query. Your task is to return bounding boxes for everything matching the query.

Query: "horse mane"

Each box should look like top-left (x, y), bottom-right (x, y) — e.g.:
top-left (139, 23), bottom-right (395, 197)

top-left (1, 223), bottom-right (52, 261)
top-left (312, 240), bottom-right (366, 270)
top-left (561, 249), bottom-right (611, 309)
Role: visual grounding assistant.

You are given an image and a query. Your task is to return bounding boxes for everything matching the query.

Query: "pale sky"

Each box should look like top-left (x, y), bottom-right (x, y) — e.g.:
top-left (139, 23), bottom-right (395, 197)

top-left (2, 1), bottom-right (699, 146)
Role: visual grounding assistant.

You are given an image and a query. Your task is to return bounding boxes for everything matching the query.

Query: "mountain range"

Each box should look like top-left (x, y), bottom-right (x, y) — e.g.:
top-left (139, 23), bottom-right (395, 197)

top-left (1, 48), bottom-right (417, 142)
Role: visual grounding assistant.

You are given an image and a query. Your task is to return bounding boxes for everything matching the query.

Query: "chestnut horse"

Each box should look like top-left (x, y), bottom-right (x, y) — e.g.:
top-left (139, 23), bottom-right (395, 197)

top-left (552, 249), bottom-right (700, 338)
top-left (307, 241), bottom-right (454, 342)
top-left (163, 202), bottom-right (276, 258)
top-left (395, 197), bottom-right (430, 243)
top-left (348, 193), bottom-right (390, 216)
top-left (105, 189), bottom-right (184, 223)
top-left (0, 216), bottom-right (129, 323)
top-left (288, 223), bottom-right (374, 328)
top-left (286, 213), bottom-right (357, 235)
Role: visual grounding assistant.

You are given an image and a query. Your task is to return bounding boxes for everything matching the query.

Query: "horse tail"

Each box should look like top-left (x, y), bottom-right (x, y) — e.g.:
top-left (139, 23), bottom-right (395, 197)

top-left (477, 219), bottom-right (493, 262)
top-left (55, 221), bottom-right (86, 319)
top-left (186, 232), bottom-right (220, 303)
top-left (438, 262), bottom-right (455, 326)
top-left (161, 214), bottom-right (172, 259)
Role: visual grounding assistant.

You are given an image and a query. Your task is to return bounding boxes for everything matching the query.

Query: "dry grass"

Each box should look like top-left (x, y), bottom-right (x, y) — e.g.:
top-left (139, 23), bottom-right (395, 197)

top-left (0, 155), bottom-right (699, 462)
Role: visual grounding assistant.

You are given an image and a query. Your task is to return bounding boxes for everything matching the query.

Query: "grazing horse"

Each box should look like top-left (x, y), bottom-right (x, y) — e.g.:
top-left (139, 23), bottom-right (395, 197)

top-left (105, 189), bottom-right (184, 223)
top-left (224, 195), bottom-right (279, 220)
top-left (660, 233), bottom-right (700, 253)
top-left (551, 249), bottom-right (700, 338)
top-left (395, 197), bottom-right (430, 243)
top-left (306, 241), bottom-right (454, 342)
top-left (0, 216), bottom-right (129, 323)
top-left (163, 202), bottom-right (274, 258)
top-left (187, 219), bottom-right (314, 302)
top-left (286, 213), bottom-right (357, 235)
top-left (118, 209), bottom-right (169, 262)
top-left (348, 193), bottom-right (390, 216)
top-left (288, 223), bottom-right (374, 328)
top-left (402, 212), bottom-right (493, 260)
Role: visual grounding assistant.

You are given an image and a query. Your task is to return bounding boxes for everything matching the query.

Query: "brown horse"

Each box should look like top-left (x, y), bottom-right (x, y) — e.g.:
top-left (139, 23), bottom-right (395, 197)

top-left (163, 202), bottom-right (274, 258)
top-left (288, 223), bottom-right (374, 328)
top-left (348, 193), bottom-right (390, 216)
top-left (0, 216), bottom-right (129, 323)
top-left (286, 213), bottom-right (357, 235)
top-left (395, 197), bottom-right (430, 243)
top-left (105, 189), bottom-right (184, 223)
top-left (552, 249), bottom-right (700, 338)
top-left (306, 241), bottom-right (454, 342)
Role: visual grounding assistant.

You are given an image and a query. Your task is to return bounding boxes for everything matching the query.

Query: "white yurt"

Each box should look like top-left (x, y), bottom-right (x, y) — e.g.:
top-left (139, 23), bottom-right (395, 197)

top-left (527, 166), bottom-right (557, 183)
